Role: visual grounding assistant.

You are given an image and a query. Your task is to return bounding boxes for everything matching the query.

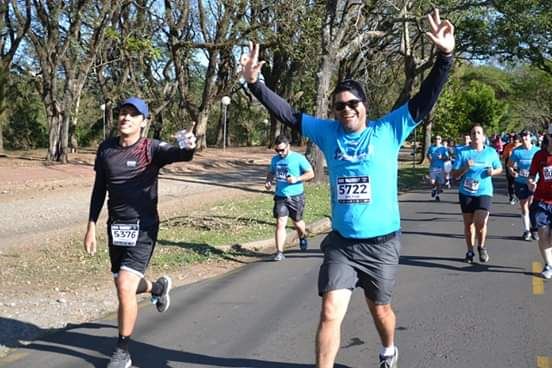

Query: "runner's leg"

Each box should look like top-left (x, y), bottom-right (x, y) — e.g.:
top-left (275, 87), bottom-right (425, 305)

top-left (115, 270), bottom-right (141, 337)
top-left (473, 209), bottom-right (490, 248)
top-left (366, 299), bottom-right (396, 348)
top-left (316, 289), bottom-right (352, 368)
top-left (275, 216), bottom-right (288, 253)
top-left (462, 213), bottom-right (475, 251)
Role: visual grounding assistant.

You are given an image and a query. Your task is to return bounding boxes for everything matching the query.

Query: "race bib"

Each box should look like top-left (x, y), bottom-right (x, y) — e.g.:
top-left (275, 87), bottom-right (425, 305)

top-left (519, 169), bottom-right (530, 177)
top-left (544, 166), bottom-right (552, 181)
top-left (275, 167), bottom-right (288, 182)
top-left (463, 178), bottom-right (480, 192)
top-left (111, 222), bottom-right (139, 247)
top-left (337, 176), bottom-right (371, 204)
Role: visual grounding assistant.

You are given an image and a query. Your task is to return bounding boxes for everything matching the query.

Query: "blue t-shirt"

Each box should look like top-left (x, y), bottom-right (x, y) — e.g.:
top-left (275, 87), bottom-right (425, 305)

top-left (270, 151), bottom-right (313, 197)
top-left (453, 146), bottom-right (502, 196)
top-left (427, 145), bottom-right (449, 169)
top-left (302, 103), bottom-right (416, 238)
top-left (454, 144), bottom-right (470, 157)
top-left (509, 146), bottom-right (539, 184)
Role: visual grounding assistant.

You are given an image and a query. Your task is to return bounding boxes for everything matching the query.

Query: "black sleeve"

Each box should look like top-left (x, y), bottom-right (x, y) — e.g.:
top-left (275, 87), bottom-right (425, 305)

top-left (408, 52), bottom-right (454, 123)
top-left (88, 156), bottom-right (107, 223)
top-left (153, 140), bottom-right (195, 167)
top-left (247, 81), bottom-right (302, 132)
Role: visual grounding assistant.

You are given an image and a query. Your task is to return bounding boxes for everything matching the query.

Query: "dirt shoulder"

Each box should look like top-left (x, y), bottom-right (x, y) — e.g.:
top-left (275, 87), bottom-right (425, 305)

top-left (0, 147), bottom-right (280, 357)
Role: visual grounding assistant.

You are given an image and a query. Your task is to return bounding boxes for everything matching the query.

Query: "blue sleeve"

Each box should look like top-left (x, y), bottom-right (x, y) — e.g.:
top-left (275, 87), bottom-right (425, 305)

top-left (509, 150), bottom-right (518, 164)
top-left (299, 154), bottom-right (313, 172)
top-left (374, 103), bottom-right (417, 146)
top-left (269, 157), bottom-right (276, 174)
top-left (492, 151), bottom-right (502, 169)
top-left (301, 114), bottom-right (338, 153)
top-left (453, 150), bottom-right (465, 170)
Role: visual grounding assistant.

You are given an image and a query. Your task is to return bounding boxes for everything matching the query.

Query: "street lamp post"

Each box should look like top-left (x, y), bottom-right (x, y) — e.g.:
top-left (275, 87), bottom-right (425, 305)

top-left (100, 103), bottom-right (106, 140)
top-left (221, 96), bottom-right (231, 150)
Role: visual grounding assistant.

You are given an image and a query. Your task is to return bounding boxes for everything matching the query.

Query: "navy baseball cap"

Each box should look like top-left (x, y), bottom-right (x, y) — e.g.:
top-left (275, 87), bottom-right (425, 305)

top-left (120, 97), bottom-right (149, 118)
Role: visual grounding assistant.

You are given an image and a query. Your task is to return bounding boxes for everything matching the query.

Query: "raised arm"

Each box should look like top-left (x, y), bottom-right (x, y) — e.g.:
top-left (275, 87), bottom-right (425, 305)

top-left (409, 9), bottom-right (455, 122)
top-left (241, 42), bottom-right (301, 130)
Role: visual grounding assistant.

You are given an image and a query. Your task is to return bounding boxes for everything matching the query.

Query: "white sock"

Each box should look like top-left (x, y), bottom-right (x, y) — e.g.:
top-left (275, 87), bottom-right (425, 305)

top-left (522, 214), bottom-right (530, 231)
top-left (380, 345), bottom-right (396, 357)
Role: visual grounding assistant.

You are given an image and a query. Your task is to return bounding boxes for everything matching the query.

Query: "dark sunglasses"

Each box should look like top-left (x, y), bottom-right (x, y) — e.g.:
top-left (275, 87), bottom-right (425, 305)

top-left (275, 147), bottom-right (287, 153)
top-left (334, 99), bottom-right (362, 111)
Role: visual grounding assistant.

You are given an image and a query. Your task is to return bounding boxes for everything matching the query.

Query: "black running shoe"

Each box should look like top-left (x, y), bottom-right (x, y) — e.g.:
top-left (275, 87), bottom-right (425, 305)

top-left (465, 250), bottom-right (475, 264)
top-left (299, 237), bottom-right (308, 251)
top-left (151, 276), bottom-right (172, 313)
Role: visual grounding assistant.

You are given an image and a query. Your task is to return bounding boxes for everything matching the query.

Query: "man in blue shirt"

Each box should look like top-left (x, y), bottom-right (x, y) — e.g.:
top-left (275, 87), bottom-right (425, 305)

top-left (427, 135), bottom-right (449, 200)
top-left (265, 135), bottom-right (314, 261)
top-left (241, 9), bottom-right (454, 368)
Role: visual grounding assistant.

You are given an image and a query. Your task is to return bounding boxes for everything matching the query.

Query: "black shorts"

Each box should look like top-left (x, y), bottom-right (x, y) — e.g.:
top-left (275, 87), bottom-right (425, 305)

top-left (318, 230), bottom-right (400, 305)
top-left (108, 222), bottom-right (159, 278)
top-left (273, 194), bottom-right (305, 221)
top-left (514, 182), bottom-right (533, 200)
top-left (459, 193), bottom-right (492, 213)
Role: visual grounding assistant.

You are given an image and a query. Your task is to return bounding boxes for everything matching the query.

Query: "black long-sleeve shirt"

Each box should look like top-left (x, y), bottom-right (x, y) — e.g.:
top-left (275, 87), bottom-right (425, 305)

top-left (247, 53), bottom-right (453, 131)
top-left (88, 137), bottom-right (194, 227)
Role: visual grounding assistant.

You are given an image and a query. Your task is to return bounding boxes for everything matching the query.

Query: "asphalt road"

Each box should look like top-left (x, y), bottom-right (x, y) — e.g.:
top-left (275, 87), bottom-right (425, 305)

top-left (2, 180), bottom-right (551, 368)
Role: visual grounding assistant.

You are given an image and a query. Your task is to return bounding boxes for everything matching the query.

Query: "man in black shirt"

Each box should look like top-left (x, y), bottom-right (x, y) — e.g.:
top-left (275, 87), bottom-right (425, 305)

top-left (84, 97), bottom-right (196, 368)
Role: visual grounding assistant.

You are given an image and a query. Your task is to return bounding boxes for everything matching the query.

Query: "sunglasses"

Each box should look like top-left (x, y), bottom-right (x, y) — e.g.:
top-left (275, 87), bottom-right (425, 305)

top-left (275, 147), bottom-right (287, 153)
top-left (334, 99), bottom-right (362, 111)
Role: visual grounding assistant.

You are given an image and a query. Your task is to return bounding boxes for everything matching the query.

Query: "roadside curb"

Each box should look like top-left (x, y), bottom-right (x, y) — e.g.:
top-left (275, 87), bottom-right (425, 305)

top-left (219, 217), bottom-right (332, 253)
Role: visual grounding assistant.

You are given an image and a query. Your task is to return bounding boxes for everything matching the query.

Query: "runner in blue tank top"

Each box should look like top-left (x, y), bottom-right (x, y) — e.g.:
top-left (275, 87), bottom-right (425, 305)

top-left (508, 129), bottom-right (540, 240)
top-left (241, 8), bottom-right (455, 368)
top-left (452, 124), bottom-right (502, 264)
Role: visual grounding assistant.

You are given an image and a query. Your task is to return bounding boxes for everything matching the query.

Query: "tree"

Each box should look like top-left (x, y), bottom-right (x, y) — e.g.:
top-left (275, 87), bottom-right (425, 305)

top-left (0, 0), bottom-right (31, 153)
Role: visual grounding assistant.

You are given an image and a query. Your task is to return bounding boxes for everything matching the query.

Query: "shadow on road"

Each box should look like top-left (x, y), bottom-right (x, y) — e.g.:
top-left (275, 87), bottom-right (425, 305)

top-left (400, 255), bottom-right (532, 276)
top-left (9, 322), bottom-right (353, 368)
top-left (402, 230), bottom-right (525, 242)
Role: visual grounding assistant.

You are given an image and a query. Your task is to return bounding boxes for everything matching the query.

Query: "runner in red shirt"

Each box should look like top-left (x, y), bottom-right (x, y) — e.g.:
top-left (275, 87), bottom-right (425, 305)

top-left (528, 133), bottom-right (552, 279)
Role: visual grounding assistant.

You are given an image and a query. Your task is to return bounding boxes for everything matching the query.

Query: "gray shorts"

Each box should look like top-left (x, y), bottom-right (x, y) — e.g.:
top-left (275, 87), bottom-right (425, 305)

top-left (318, 230), bottom-right (401, 304)
top-left (273, 194), bottom-right (305, 221)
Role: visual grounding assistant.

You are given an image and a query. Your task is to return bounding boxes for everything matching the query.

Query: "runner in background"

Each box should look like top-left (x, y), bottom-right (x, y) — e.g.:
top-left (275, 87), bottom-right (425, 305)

top-left (508, 130), bottom-right (539, 241)
top-left (265, 134), bottom-right (314, 261)
top-left (452, 124), bottom-right (503, 264)
top-left (528, 131), bottom-right (552, 279)
top-left (427, 135), bottom-right (449, 201)
top-left (502, 134), bottom-right (522, 205)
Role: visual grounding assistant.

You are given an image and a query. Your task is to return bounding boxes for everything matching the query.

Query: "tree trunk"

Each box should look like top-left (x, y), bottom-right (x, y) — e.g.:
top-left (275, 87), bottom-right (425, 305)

top-left (195, 111), bottom-right (210, 150)
top-left (0, 115), bottom-right (4, 153)
top-left (308, 54), bottom-right (335, 183)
